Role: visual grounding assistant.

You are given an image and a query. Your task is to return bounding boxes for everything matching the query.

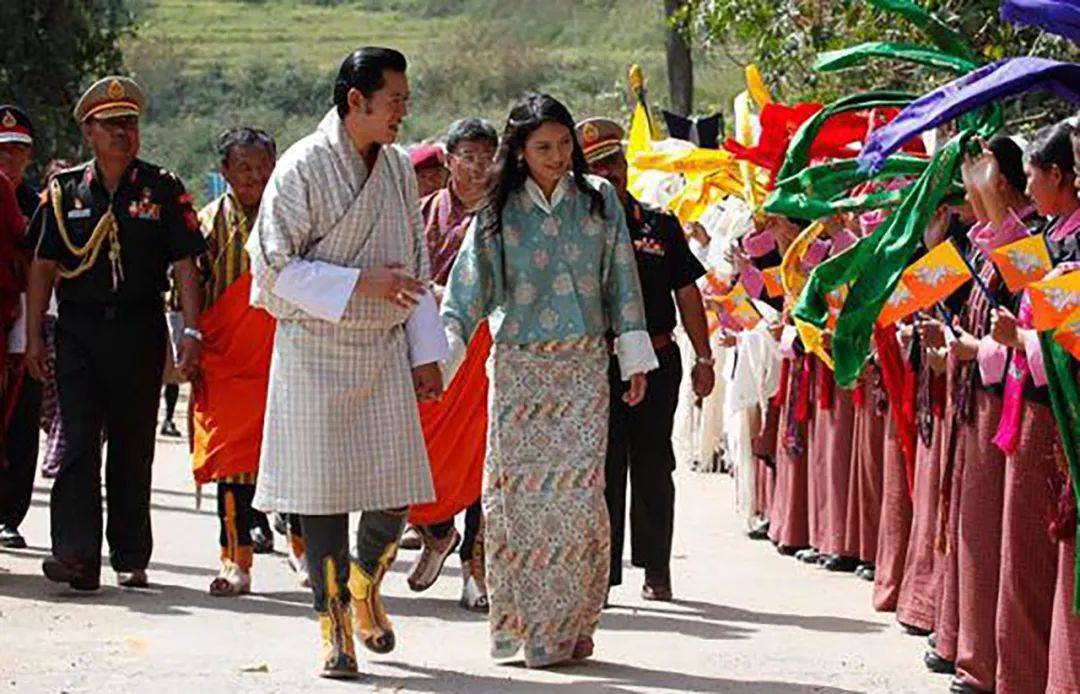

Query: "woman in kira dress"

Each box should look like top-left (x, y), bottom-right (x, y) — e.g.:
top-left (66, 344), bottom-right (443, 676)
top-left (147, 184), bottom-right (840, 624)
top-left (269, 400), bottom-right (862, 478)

top-left (440, 93), bottom-right (657, 668)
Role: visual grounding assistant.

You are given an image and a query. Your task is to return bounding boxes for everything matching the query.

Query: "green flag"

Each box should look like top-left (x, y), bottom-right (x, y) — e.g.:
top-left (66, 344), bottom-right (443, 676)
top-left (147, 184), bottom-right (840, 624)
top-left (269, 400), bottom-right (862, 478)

top-left (765, 155), bottom-right (931, 220)
top-left (866, 0), bottom-right (977, 61)
top-left (1040, 331), bottom-right (1080, 614)
top-left (815, 42), bottom-right (979, 75)
top-left (794, 131), bottom-right (971, 388)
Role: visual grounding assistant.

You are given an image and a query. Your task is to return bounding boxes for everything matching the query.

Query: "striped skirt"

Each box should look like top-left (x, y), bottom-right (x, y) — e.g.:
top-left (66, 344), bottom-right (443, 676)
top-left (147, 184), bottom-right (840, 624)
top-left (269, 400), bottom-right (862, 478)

top-left (485, 337), bottom-right (610, 668)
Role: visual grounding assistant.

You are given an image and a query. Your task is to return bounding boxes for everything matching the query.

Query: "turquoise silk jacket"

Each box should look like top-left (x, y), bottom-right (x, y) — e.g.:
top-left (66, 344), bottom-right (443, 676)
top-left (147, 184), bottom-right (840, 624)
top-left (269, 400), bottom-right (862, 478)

top-left (441, 174), bottom-right (658, 380)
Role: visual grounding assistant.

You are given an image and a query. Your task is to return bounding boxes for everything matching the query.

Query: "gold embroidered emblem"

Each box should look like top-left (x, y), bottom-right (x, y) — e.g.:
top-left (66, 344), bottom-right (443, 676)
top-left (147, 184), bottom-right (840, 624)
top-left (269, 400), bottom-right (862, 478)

top-left (581, 122), bottom-right (599, 146)
top-left (1, 111), bottom-right (15, 129)
top-left (107, 79), bottom-right (125, 100)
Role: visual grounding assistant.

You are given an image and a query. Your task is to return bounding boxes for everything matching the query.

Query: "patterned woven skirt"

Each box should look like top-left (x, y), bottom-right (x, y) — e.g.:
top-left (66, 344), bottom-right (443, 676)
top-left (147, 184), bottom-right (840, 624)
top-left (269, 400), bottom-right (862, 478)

top-left (485, 336), bottom-right (611, 668)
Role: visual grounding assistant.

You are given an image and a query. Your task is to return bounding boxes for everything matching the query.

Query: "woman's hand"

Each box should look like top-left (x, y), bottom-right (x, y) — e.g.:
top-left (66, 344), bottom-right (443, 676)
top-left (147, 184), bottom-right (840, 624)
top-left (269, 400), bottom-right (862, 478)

top-left (990, 307), bottom-right (1022, 349)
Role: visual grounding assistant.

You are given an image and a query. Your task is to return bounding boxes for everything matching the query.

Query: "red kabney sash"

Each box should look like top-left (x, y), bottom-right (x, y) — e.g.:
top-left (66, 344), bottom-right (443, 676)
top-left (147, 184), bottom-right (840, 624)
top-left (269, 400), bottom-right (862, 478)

top-left (192, 272), bottom-right (275, 484)
top-left (409, 321), bottom-right (491, 525)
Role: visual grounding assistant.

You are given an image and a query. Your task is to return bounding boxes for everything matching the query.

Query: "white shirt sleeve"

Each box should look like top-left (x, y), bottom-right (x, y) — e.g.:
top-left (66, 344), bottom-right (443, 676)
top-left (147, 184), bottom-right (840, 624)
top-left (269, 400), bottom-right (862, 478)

top-left (615, 329), bottom-right (659, 380)
top-left (404, 290), bottom-right (450, 367)
top-left (271, 258), bottom-right (361, 323)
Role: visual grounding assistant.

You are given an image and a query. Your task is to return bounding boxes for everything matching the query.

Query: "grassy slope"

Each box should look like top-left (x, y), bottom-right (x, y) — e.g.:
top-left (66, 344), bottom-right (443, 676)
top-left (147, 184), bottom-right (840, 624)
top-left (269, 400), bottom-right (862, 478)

top-left (127, 0), bottom-right (741, 200)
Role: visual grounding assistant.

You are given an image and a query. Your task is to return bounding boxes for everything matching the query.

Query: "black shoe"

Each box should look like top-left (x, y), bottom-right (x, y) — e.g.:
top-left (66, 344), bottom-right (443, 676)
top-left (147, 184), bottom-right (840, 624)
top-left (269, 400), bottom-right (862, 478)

top-left (855, 563), bottom-right (875, 581)
top-left (949, 676), bottom-right (986, 693)
top-left (0, 525), bottom-right (27, 549)
top-left (776, 544), bottom-right (805, 556)
top-left (116, 569), bottom-right (149, 589)
top-left (747, 525), bottom-right (770, 540)
top-left (924, 649), bottom-right (955, 674)
top-left (901, 623), bottom-right (932, 637)
top-left (823, 555), bottom-right (860, 572)
top-left (250, 525), bottom-right (274, 554)
top-left (642, 568), bottom-right (672, 601)
top-left (796, 548), bottom-right (821, 564)
top-left (159, 420), bottom-right (181, 437)
top-left (42, 556), bottom-right (100, 591)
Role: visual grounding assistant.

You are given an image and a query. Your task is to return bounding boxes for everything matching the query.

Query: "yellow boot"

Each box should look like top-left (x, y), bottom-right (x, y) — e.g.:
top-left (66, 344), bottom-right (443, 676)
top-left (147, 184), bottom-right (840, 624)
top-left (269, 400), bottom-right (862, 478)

top-left (348, 542), bottom-right (398, 654)
top-left (317, 598), bottom-right (358, 679)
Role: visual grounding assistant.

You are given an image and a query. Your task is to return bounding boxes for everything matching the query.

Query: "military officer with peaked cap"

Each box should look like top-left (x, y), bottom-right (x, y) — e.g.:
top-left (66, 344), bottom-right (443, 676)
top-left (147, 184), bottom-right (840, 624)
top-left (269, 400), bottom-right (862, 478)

top-left (576, 117), bottom-right (715, 602)
top-left (24, 76), bottom-right (207, 591)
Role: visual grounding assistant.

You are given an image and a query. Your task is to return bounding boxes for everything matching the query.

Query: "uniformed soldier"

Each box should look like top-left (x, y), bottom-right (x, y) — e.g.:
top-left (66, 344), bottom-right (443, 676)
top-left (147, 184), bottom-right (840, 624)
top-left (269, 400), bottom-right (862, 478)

top-left (576, 117), bottom-right (716, 602)
top-left (24, 76), bottom-right (207, 591)
top-left (0, 105), bottom-right (42, 549)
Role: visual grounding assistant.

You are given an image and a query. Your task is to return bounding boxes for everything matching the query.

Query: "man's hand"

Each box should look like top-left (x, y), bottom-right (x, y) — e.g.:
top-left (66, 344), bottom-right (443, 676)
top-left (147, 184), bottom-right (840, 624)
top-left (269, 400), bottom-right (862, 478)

top-left (176, 335), bottom-right (202, 381)
top-left (25, 333), bottom-right (47, 381)
top-left (412, 362), bottom-right (443, 402)
top-left (624, 372), bottom-right (647, 407)
top-left (355, 263), bottom-right (427, 309)
top-left (691, 361), bottom-right (715, 399)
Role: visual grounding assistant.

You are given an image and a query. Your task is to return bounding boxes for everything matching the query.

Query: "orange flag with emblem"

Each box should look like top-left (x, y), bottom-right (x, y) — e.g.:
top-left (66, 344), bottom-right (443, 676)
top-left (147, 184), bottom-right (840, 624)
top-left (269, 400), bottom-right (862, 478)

top-left (1054, 307), bottom-right (1080, 361)
top-left (878, 280), bottom-right (923, 327)
top-left (1028, 271), bottom-right (1080, 332)
top-left (990, 234), bottom-right (1052, 292)
top-left (902, 239), bottom-right (973, 310)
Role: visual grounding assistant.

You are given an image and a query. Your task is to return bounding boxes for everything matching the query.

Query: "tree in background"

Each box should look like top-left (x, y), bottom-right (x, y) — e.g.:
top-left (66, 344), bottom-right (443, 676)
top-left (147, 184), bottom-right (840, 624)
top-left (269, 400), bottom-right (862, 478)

top-left (664, 0), bottom-right (694, 116)
top-left (0, 0), bottom-right (134, 175)
top-left (683, 0), bottom-right (1076, 124)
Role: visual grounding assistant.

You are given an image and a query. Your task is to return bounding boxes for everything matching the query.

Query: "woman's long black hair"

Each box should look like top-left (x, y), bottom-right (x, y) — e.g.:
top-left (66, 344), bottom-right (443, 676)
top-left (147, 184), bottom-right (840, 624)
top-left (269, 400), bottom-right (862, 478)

top-left (484, 93), bottom-right (606, 235)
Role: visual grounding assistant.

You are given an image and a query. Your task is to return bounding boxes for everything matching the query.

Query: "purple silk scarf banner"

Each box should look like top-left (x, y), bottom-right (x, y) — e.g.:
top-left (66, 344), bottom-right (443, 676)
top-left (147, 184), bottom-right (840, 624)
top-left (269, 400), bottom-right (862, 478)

top-left (859, 58), bottom-right (1080, 174)
top-left (1001, 0), bottom-right (1080, 44)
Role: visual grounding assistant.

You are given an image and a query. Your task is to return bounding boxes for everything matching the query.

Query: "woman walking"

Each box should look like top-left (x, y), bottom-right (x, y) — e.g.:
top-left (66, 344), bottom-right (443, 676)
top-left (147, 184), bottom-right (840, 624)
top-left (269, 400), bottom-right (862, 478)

top-left (441, 93), bottom-right (656, 667)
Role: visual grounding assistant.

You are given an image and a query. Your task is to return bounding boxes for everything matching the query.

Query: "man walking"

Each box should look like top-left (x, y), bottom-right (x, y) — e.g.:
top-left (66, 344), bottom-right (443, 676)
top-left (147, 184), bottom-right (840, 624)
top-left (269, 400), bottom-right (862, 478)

top-left (246, 47), bottom-right (447, 679)
top-left (25, 76), bottom-right (206, 591)
top-left (577, 117), bottom-right (715, 601)
top-left (190, 126), bottom-right (277, 596)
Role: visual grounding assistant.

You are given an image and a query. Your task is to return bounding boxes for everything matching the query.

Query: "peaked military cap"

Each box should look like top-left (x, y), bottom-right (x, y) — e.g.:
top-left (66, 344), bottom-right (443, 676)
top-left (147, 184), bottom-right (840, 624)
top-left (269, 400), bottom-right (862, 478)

top-left (575, 117), bottom-right (625, 165)
top-left (73, 76), bottom-right (148, 123)
top-left (0, 105), bottom-right (33, 145)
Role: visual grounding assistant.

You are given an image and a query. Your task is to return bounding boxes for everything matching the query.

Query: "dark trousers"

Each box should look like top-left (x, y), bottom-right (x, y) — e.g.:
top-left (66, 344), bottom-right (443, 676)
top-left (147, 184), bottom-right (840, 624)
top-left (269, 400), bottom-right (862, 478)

top-left (50, 305), bottom-right (165, 573)
top-left (0, 374), bottom-right (42, 531)
top-left (217, 483), bottom-right (255, 549)
top-left (424, 498), bottom-right (483, 561)
top-left (302, 509), bottom-right (407, 612)
top-left (605, 342), bottom-right (681, 587)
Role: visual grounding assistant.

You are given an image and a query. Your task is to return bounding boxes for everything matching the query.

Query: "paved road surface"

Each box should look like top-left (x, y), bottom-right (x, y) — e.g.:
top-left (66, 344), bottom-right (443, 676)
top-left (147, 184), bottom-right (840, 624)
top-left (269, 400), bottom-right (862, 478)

top-left (1, 408), bottom-right (945, 692)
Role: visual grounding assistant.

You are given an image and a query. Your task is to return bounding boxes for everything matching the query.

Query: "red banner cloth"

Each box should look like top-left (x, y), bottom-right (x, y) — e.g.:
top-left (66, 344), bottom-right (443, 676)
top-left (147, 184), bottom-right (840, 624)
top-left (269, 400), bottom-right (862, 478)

top-left (874, 323), bottom-right (917, 496)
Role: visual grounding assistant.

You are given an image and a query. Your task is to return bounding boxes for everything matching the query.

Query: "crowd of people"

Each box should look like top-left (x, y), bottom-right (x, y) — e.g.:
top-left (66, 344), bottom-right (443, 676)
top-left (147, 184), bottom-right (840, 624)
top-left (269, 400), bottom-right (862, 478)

top-left (0, 46), bottom-right (714, 679)
top-left (696, 119), bottom-right (1080, 694)
top-left (0, 8), bottom-right (1078, 690)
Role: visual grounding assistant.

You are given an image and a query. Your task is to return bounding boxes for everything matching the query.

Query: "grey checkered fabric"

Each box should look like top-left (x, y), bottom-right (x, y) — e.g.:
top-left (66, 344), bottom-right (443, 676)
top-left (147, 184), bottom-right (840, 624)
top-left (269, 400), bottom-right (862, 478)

top-left (247, 109), bottom-right (435, 515)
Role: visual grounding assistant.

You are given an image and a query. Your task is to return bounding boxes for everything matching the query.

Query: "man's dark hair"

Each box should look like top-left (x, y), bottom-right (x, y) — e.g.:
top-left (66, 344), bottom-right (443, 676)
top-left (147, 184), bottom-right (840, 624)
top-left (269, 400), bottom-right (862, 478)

top-left (334, 47), bottom-right (408, 119)
top-left (445, 118), bottom-right (498, 154)
top-left (217, 127), bottom-right (276, 163)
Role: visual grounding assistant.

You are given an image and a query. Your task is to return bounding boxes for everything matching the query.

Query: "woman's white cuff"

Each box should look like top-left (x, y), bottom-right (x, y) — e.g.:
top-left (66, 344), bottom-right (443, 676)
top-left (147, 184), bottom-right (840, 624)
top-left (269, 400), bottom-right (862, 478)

top-left (616, 330), bottom-right (659, 381)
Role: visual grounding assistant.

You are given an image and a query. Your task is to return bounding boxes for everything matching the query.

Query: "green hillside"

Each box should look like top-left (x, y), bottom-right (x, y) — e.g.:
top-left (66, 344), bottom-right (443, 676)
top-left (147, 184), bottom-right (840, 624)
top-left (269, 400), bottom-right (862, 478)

top-left (123, 0), bottom-right (741, 200)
